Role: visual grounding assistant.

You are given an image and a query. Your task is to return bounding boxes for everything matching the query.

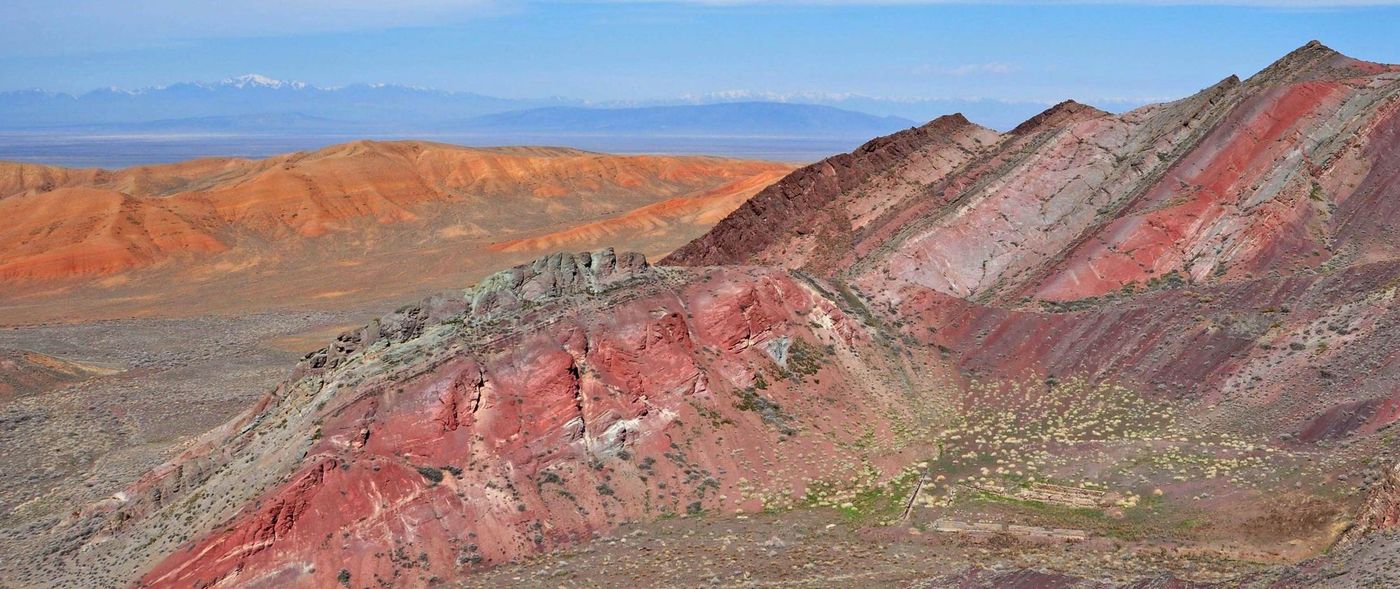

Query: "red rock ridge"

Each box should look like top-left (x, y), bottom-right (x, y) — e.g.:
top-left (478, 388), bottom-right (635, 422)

top-left (39, 250), bottom-right (941, 588)
top-left (670, 43), bottom-right (1400, 309)
top-left (661, 114), bottom-right (997, 269)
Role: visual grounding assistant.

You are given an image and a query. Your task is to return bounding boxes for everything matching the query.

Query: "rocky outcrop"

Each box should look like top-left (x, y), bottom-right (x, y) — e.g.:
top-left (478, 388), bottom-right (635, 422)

top-left (1245, 39), bottom-right (1400, 87)
top-left (466, 249), bottom-right (652, 318)
top-left (1341, 461), bottom-right (1400, 543)
top-left (35, 250), bottom-right (940, 588)
top-left (298, 249), bottom-right (653, 372)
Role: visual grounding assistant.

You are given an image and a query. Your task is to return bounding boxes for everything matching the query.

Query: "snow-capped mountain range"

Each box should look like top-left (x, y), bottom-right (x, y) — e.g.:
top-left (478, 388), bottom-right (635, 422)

top-left (0, 74), bottom-right (552, 129)
top-left (0, 74), bottom-right (1146, 133)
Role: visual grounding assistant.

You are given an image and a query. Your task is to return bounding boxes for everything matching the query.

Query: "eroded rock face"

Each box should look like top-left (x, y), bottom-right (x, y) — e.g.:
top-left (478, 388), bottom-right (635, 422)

top-left (1342, 462), bottom-right (1400, 543)
top-left (42, 251), bottom-right (941, 588)
top-left (466, 249), bottom-right (652, 318)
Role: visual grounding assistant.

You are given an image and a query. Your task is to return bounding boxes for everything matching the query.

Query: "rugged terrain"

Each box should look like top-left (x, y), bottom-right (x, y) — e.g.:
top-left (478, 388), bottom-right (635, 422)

top-left (0, 141), bottom-right (791, 324)
top-left (5, 41), bottom-right (1400, 588)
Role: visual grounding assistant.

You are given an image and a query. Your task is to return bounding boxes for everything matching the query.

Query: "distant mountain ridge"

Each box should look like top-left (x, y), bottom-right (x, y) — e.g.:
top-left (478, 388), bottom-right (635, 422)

top-left (38, 103), bottom-right (915, 140)
top-left (452, 102), bottom-right (917, 138)
top-left (0, 75), bottom-right (563, 129)
top-left (670, 91), bottom-right (1153, 131)
top-left (0, 77), bottom-right (930, 165)
top-left (0, 74), bottom-right (1144, 133)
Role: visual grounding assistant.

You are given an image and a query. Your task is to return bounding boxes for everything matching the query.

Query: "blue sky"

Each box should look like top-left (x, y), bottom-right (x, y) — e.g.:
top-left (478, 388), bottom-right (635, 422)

top-left (3, 1), bottom-right (1399, 105)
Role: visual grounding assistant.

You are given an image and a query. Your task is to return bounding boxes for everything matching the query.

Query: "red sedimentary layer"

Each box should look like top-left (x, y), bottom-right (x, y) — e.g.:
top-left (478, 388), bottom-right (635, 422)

top-left (82, 251), bottom-right (928, 588)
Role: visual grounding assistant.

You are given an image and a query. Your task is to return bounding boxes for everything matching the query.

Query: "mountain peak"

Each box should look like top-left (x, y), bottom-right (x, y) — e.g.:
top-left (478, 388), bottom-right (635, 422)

top-left (1243, 39), bottom-right (1394, 86)
top-left (1297, 39), bottom-right (1334, 54)
top-left (1009, 99), bottom-right (1109, 135)
top-left (219, 74), bottom-right (308, 90)
top-left (1274, 39), bottom-right (1342, 66)
top-left (924, 112), bottom-right (971, 128)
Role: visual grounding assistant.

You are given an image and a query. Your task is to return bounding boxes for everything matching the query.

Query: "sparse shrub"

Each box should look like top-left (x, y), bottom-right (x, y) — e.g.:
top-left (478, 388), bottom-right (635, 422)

top-left (734, 388), bottom-right (795, 435)
top-left (416, 466), bottom-right (444, 484)
top-left (787, 338), bottom-right (825, 376)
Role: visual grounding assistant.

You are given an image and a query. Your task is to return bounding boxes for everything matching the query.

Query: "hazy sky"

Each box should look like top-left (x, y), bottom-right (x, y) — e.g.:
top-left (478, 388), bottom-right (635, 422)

top-left (3, 1), bottom-right (1399, 104)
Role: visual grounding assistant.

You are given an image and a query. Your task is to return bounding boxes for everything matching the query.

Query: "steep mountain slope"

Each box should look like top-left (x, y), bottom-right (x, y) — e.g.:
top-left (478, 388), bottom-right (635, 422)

top-left (0, 141), bottom-right (791, 323)
top-left (665, 39), bottom-right (1400, 447)
top-left (668, 41), bottom-right (1400, 305)
top-left (9, 42), bottom-right (1400, 588)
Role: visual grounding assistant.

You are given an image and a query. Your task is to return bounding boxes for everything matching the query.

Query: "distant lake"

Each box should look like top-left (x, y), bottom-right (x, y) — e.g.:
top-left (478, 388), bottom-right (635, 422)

top-left (0, 132), bottom-right (855, 168)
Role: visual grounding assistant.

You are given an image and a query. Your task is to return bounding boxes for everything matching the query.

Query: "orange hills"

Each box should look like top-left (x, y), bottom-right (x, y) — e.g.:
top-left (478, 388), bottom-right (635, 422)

top-left (0, 141), bottom-right (792, 323)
